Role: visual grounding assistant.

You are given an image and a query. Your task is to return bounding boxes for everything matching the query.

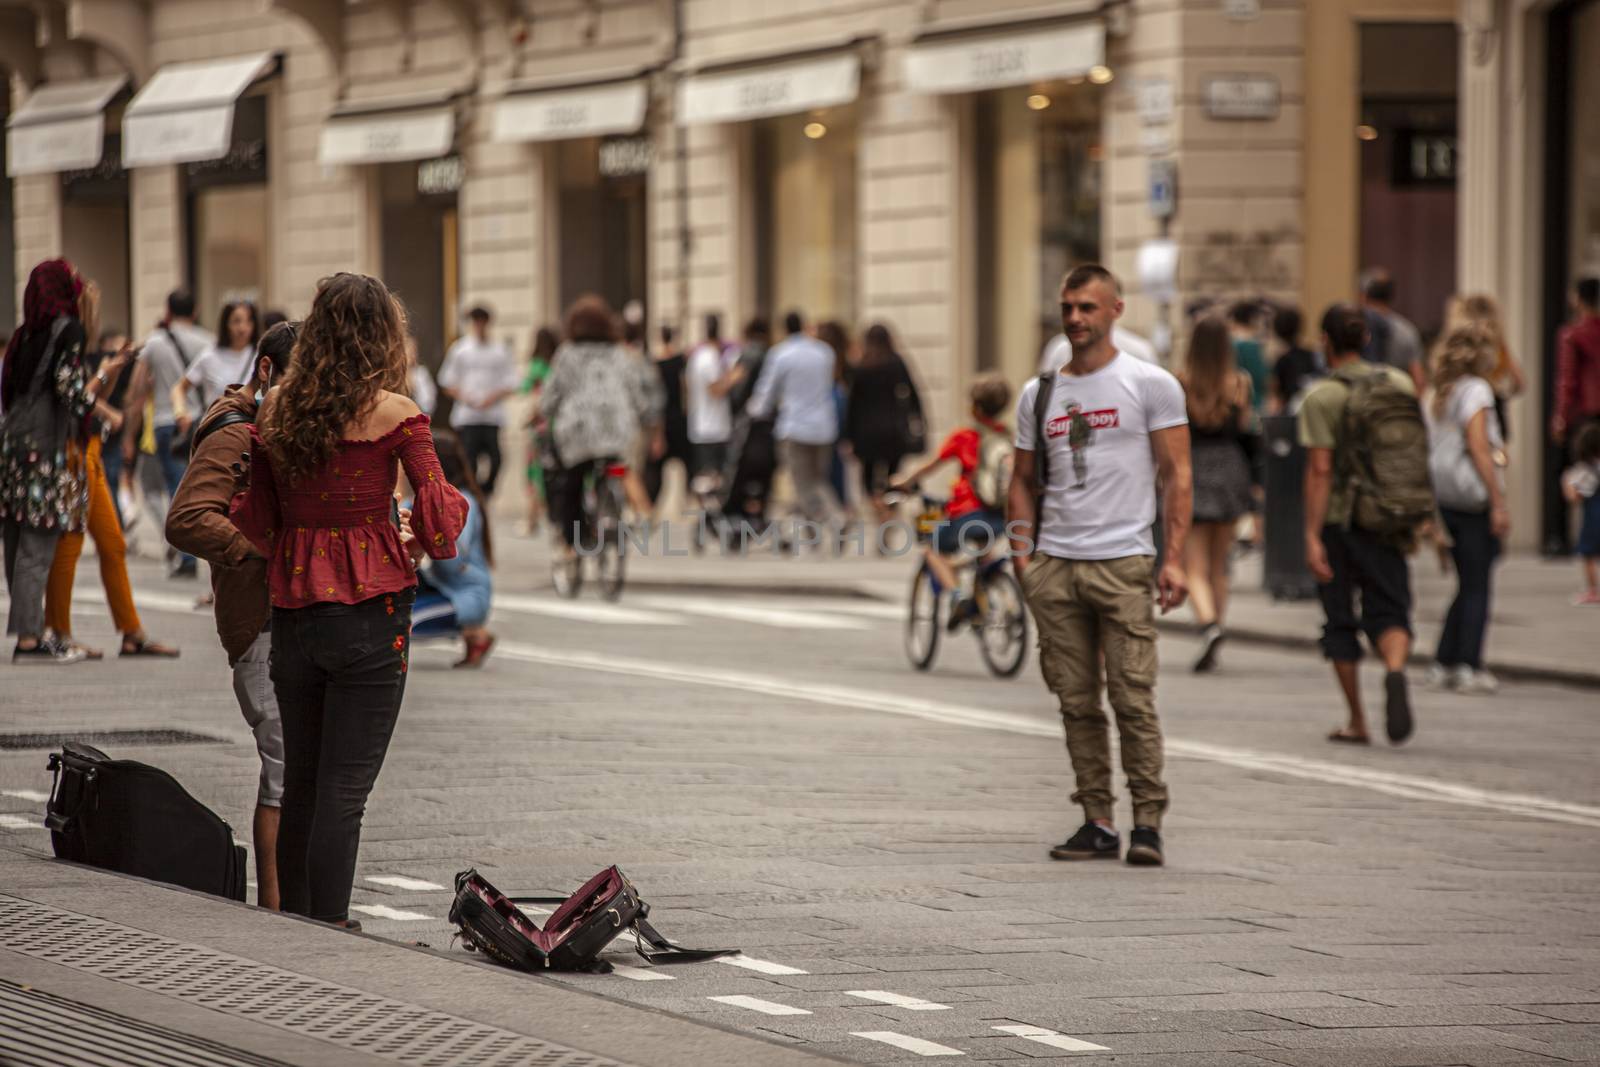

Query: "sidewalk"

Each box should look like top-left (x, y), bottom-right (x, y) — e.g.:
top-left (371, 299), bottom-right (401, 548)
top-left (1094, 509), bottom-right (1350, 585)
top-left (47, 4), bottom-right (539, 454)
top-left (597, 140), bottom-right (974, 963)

top-left (0, 845), bottom-right (841, 1067)
top-left (496, 523), bottom-right (1600, 687)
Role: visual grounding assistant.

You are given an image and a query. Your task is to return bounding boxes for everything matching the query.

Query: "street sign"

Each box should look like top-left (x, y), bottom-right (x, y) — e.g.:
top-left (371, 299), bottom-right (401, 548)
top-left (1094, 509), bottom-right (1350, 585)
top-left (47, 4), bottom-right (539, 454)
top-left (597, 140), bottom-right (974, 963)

top-left (1222, 0), bottom-right (1261, 18)
top-left (1138, 77), bottom-right (1173, 126)
top-left (1148, 159), bottom-right (1177, 219)
top-left (1203, 75), bottom-right (1280, 120)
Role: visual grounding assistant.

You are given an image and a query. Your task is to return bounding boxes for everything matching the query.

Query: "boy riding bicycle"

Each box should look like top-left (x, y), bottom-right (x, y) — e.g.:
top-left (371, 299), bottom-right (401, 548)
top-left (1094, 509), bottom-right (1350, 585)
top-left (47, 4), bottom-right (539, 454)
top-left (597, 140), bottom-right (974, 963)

top-left (891, 375), bottom-right (1013, 628)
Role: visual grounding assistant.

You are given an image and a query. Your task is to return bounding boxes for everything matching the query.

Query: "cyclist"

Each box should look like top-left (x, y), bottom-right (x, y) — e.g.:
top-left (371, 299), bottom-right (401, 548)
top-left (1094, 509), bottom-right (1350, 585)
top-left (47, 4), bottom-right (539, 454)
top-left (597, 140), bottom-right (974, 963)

top-left (540, 294), bottom-right (664, 559)
top-left (890, 375), bottom-right (1012, 628)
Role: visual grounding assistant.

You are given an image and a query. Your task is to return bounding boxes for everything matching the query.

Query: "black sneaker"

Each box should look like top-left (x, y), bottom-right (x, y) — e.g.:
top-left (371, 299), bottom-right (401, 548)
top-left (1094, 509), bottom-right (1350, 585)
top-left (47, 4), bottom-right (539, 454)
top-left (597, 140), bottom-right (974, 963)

top-left (1192, 624), bottom-right (1225, 673)
top-left (1384, 670), bottom-right (1414, 744)
top-left (12, 638), bottom-right (86, 665)
top-left (1049, 822), bottom-right (1120, 861)
top-left (1126, 826), bottom-right (1164, 867)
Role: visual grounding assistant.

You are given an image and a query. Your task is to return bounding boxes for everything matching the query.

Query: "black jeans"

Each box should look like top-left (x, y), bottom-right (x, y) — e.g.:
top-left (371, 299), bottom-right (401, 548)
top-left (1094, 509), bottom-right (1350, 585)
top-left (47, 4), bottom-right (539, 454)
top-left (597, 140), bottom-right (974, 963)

top-left (271, 589), bottom-right (413, 922)
top-left (1436, 507), bottom-right (1501, 670)
top-left (458, 424), bottom-right (503, 496)
top-left (1316, 525), bottom-right (1412, 662)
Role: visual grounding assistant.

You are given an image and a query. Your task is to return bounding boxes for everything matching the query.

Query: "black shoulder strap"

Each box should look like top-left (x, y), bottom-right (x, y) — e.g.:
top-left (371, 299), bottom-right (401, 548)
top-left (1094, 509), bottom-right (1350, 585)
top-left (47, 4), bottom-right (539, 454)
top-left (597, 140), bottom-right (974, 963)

top-left (163, 326), bottom-right (197, 369)
top-left (630, 917), bottom-right (738, 965)
top-left (1032, 371), bottom-right (1055, 494)
top-left (190, 409), bottom-right (254, 457)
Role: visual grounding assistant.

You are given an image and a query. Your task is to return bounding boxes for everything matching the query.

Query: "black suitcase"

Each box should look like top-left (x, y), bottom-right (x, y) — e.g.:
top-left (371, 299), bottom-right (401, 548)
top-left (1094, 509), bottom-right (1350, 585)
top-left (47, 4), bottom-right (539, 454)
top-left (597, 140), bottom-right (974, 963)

top-left (46, 742), bottom-right (248, 901)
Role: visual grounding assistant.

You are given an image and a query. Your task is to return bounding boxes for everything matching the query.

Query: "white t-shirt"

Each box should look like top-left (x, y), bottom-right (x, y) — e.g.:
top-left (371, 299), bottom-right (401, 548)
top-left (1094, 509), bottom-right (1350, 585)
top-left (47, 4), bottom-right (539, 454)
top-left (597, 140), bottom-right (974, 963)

top-left (1427, 375), bottom-right (1502, 453)
top-left (409, 364), bottom-right (438, 416)
top-left (438, 336), bottom-right (517, 427)
top-left (1038, 326), bottom-right (1159, 376)
top-left (686, 342), bottom-right (732, 444)
top-left (184, 345), bottom-right (256, 411)
top-left (1015, 353), bottom-right (1188, 560)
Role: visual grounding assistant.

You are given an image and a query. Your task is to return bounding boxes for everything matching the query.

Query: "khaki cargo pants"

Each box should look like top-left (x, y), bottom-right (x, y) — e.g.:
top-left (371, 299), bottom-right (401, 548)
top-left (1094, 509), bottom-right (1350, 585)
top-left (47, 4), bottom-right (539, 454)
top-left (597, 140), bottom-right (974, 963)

top-left (1020, 554), bottom-right (1168, 830)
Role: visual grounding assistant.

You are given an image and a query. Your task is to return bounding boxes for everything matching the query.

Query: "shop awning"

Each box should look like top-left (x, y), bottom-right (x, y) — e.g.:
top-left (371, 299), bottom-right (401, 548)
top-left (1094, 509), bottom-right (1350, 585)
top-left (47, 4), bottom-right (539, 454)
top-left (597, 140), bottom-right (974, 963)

top-left (318, 93), bottom-right (458, 165)
top-left (677, 51), bottom-right (860, 126)
top-left (6, 76), bottom-right (126, 176)
top-left (493, 77), bottom-right (649, 143)
top-left (904, 19), bottom-right (1104, 95)
top-left (122, 52), bottom-right (276, 168)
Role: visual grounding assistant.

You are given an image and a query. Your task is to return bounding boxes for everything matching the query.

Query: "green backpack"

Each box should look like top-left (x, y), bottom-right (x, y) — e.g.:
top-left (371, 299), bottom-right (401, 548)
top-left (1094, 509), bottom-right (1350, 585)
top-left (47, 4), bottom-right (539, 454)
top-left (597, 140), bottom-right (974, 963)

top-left (1335, 364), bottom-right (1433, 541)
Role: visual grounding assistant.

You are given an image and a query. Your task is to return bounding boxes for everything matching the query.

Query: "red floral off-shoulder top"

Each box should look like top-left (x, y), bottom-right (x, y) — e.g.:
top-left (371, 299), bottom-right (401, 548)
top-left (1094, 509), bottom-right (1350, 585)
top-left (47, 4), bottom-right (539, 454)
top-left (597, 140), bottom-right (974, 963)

top-left (230, 413), bottom-right (468, 610)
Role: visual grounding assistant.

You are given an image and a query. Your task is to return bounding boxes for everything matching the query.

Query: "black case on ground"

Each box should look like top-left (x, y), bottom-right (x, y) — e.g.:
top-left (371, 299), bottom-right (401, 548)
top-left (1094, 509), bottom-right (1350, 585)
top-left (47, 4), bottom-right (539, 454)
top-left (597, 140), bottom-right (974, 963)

top-left (46, 742), bottom-right (248, 901)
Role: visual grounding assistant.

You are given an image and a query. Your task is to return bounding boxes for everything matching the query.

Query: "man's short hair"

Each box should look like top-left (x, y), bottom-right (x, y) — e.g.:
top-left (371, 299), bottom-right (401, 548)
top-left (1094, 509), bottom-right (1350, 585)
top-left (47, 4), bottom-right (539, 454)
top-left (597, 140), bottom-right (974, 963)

top-left (969, 374), bottom-right (1011, 419)
top-left (1577, 277), bottom-right (1600, 310)
top-left (1060, 264), bottom-right (1121, 296)
top-left (1320, 303), bottom-right (1368, 355)
top-left (783, 310), bottom-right (804, 335)
top-left (1228, 300), bottom-right (1262, 328)
top-left (1362, 269), bottom-right (1396, 304)
top-left (660, 324), bottom-right (676, 345)
top-left (704, 312), bottom-right (721, 340)
top-left (1271, 303), bottom-right (1303, 345)
top-left (166, 289), bottom-right (196, 319)
top-left (467, 305), bottom-right (492, 323)
top-left (744, 317), bottom-right (771, 341)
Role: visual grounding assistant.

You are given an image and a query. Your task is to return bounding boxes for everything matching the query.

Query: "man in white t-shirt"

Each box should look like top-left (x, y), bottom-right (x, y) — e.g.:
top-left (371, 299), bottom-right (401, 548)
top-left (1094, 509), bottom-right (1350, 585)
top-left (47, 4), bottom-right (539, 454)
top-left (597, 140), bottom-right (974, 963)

top-left (1038, 322), bottom-right (1159, 375)
top-left (1008, 264), bottom-right (1192, 868)
top-left (685, 313), bottom-right (735, 492)
top-left (438, 305), bottom-right (518, 496)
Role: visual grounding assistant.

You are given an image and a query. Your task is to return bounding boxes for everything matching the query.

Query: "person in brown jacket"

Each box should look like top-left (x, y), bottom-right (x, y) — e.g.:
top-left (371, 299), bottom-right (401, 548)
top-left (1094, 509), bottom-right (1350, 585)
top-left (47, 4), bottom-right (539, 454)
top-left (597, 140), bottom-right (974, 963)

top-left (166, 320), bottom-right (298, 909)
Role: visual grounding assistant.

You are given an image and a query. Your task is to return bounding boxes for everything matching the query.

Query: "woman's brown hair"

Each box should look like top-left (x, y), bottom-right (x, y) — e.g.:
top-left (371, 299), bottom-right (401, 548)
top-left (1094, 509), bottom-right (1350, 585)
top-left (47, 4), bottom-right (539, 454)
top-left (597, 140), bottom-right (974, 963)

top-left (1429, 322), bottom-right (1498, 418)
top-left (1179, 315), bottom-right (1239, 431)
top-left (259, 273), bottom-right (409, 482)
top-left (563, 294), bottom-right (619, 343)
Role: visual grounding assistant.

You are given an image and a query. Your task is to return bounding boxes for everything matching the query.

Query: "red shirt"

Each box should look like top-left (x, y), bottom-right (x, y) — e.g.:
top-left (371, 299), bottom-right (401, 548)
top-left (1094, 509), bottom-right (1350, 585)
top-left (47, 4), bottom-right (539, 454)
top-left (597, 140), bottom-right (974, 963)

top-left (230, 413), bottom-right (468, 609)
top-left (1555, 315), bottom-right (1600, 432)
top-left (937, 415), bottom-right (1008, 519)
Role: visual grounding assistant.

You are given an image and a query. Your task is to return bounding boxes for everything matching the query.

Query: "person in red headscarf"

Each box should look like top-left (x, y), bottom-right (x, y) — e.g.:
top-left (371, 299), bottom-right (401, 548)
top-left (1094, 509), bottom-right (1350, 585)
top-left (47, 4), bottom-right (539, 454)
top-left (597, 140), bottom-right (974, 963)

top-left (1, 258), bottom-right (129, 664)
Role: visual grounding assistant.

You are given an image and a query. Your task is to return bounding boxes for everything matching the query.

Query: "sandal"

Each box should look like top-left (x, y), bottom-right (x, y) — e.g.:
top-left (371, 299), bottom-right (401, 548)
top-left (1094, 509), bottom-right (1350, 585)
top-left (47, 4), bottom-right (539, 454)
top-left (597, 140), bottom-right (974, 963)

top-left (120, 635), bottom-right (181, 658)
top-left (1327, 729), bottom-right (1370, 745)
top-left (62, 641), bottom-right (104, 661)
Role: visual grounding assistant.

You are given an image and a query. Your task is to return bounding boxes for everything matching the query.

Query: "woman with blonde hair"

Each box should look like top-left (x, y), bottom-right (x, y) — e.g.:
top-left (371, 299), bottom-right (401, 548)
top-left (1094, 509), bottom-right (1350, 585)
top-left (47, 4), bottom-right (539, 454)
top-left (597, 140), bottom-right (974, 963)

top-left (1425, 321), bottom-right (1509, 693)
top-left (231, 272), bottom-right (467, 927)
top-left (1179, 315), bottom-right (1254, 672)
top-left (1443, 293), bottom-right (1525, 439)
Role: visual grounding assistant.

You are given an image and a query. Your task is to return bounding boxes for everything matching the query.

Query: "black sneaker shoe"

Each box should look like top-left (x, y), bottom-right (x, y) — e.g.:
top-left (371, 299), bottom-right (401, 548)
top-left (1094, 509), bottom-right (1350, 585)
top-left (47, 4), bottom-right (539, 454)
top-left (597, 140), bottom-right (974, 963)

top-left (1049, 822), bottom-right (1120, 861)
top-left (1384, 670), bottom-right (1414, 744)
top-left (12, 638), bottom-right (86, 665)
top-left (1126, 826), bottom-right (1164, 867)
top-left (1192, 624), bottom-right (1224, 673)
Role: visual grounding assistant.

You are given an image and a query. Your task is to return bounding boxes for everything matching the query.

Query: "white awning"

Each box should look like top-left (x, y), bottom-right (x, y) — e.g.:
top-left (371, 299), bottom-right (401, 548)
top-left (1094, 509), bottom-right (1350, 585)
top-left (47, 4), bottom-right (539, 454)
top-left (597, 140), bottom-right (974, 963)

top-left (904, 21), bottom-right (1104, 95)
top-left (122, 52), bottom-right (275, 168)
top-left (318, 103), bottom-right (456, 165)
top-left (677, 52), bottom-right (859, 126)
top-left (493, 79), bottom-right (648, 143)
top-left (6, 76), bottom-right (126, 176)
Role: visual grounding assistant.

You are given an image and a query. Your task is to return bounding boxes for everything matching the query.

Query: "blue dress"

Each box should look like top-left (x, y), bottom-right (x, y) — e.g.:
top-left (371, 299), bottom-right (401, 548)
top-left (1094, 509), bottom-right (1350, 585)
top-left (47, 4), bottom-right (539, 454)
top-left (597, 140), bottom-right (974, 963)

top-left (413, 494), bottom-right (492, 632)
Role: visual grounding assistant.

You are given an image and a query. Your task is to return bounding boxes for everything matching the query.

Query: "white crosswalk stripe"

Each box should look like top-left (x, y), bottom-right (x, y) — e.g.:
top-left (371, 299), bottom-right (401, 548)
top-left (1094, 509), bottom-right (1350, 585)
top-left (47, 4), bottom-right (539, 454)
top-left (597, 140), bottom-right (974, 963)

top-left (844, 990), bottom-right (951, 1010)
top-left (0, 815), bottom-right (42, 830)
top-left (0, 789), bottom-right (50, 803)
top-left (364, 876), bottom-right (445, 892)
top-left (714, 954), bottom-right (808, 976)
top-left (609, 964), bottom-right (674, 981)
top-left (349, 904), bottom-right (431, 921)
top-left (707, 995), bottom-right (811, 1016)
top-left (992, 1024), bottom-right (1110, 1051)
top-left (851, 1031), bottom-right (964, 1056)
top-left (630, 594), bottom-right (871, 631)
top-left (494, 593), bottom-right (684, 627)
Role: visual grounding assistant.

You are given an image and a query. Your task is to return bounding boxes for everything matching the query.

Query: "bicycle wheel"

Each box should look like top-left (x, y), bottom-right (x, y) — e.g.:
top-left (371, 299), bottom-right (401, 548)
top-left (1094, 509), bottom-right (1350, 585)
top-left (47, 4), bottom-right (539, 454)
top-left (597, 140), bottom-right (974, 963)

top-left (904, 564), bottom-right (941, 671)
top-left (595, 481), bottom-right (626, 601)
top-left (975, 564), bottom-right (1029, 677)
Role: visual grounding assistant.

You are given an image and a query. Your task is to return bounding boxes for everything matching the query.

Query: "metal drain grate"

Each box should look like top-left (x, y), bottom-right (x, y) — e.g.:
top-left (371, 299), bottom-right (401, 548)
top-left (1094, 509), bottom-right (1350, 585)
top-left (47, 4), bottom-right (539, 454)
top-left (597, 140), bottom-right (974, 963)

top-left (0, 979), bottom-right (294, 1067)
top-left (0, 896), bottom-right (638, 1067)
top-left (0, 729), bottom-right (230, 751)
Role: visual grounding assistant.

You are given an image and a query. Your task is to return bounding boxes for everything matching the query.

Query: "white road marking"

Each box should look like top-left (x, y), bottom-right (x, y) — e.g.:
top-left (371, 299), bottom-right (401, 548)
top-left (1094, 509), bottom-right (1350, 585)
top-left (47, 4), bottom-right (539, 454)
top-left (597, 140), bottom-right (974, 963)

top-left (708, 995), bottom-right (812, 1016)
top-left (488, 642), bottom-right (1600, 830)
top-left (364, 875), bottom-right (445, 892)
top-left (349, 904), bottom-right (431, 922)
top-left (0, 789), bottom-right (49, 803)
top-left (631, 594), bottom-right (871, 631)
top-left (0, 815), bottom-right (42, 830)
top-left (610, 964), bottom-right (674, 982)
top-left (844, 990), bottom-right (951, 1011)
top-left (851, 1031), bottom-right (964, 1057)
top-left (715, 954), bottom-right (808, 976)
top-left (70, 588), bottom-right (198, 615)
top-left (992, 1024), bottom-right (1109, 1052)
top-left (494, 593), bottom-right (684, 627)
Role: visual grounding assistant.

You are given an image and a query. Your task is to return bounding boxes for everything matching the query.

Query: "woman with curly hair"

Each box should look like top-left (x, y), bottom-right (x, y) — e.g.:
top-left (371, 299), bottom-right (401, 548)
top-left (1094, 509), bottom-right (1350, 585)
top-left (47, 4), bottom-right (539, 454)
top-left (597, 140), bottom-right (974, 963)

top-left (231, 272), bottom-right (467, 927)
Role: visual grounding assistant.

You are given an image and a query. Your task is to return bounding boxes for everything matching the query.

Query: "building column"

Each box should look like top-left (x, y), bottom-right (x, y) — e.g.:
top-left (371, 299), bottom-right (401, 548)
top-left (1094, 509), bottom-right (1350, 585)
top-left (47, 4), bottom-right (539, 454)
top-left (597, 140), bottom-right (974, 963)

top-left (1457, 3), bottom-right (1503, 295)
top-left (11, 173), bottom-right (60, 306)
top-left (650, 118), bottom-right (742, 340)
top-left (128, 165), bottom-right (181, 337)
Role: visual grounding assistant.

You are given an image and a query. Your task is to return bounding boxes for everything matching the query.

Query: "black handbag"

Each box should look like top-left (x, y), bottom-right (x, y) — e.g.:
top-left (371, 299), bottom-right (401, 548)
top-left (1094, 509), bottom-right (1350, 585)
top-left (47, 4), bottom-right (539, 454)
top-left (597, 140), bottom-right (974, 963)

top-left (449, 866), bottom-right (735, 973)
top-left (46, 742), bottom-right (248, 901)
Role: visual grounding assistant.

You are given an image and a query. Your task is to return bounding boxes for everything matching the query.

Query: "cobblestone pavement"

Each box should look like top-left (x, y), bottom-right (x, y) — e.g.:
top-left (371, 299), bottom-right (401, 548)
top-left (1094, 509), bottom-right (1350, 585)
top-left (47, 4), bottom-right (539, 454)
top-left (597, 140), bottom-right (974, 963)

top-left (2, 550), bottom-right (1597, 1065)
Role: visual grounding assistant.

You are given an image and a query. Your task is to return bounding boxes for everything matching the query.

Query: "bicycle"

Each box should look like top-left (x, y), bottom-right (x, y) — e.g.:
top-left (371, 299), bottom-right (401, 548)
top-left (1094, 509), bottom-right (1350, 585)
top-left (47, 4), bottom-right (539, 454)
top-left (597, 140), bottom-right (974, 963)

top-left (886, 490), bottom-right (1030, 677)
top-left (551, 458), bottom-right (628, 601)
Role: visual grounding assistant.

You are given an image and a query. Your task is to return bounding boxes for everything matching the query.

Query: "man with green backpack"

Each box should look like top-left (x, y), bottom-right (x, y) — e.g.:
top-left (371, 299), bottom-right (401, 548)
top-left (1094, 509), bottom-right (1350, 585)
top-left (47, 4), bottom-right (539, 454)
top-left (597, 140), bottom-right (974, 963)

top-left (1299, 304), bottom-right (1434, 747)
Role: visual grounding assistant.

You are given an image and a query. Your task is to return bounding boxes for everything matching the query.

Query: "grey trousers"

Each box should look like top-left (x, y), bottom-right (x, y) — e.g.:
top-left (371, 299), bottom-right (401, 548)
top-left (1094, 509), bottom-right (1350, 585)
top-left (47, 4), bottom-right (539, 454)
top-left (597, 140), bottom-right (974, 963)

top-left (780, 440), bottom-right (842, 526)
top-left (4, 520), bottom-right (62, 638)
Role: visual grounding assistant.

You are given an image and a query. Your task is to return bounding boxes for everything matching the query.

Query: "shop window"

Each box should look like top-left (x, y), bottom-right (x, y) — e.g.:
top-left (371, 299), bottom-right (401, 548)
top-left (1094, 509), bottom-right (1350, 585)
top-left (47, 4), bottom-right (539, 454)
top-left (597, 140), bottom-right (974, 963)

top-left (380, 157), bottom-right (460, 374)
top-left (556, 135), bottom-right (649, 321)
top-left (185, 93), bottom-right (269, 321)
top-left (61, 125), bottom-right (132, 339)
top-left (753, 107), bottom-right (858, 323)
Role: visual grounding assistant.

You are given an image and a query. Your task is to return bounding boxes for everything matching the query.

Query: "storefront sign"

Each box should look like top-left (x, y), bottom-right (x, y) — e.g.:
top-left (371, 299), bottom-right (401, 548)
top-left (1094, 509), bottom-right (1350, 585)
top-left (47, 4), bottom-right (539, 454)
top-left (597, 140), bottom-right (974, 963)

top-left (1202, 75), bottom-right (1280, 120)
top-left (1138, 78), bottom-right (1174, 126)
top-left (598, 137), bottom-right (653, 178)
top-left (319, 107), bottom-right (456, 165)
top-left (904, 22), bottom-right (1104, 95)
top-left (417, 155), bottom-right (464, 196)
top-left (1393, 130), bottom-right (1458, 186)
top-left (6, 76), bottom-right (127, 177)
top-left (1222, 0), bottom-right (1262, 20)
top-left (677, 53), bottom-right (859, 125)
top-left (123, 52), bottom-right (275, 168)
top-left (493, 80), bottom-right (648, 143)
